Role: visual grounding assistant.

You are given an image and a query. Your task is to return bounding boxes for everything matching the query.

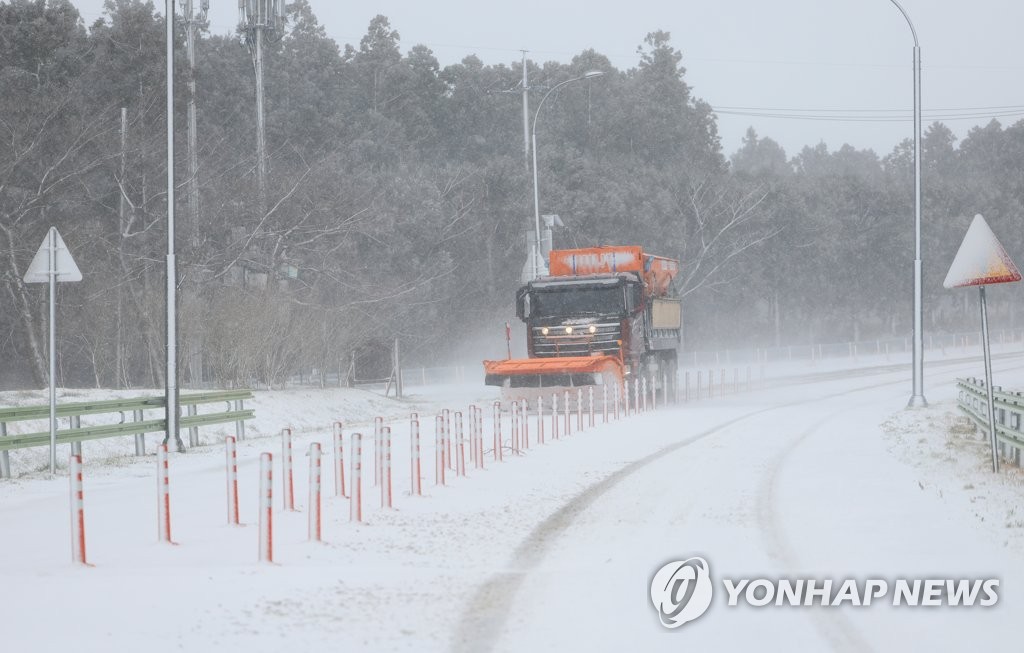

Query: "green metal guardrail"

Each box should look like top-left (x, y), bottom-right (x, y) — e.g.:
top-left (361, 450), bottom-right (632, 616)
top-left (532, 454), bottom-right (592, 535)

top-left (955, 377), bottom-right (1024, 468)
top-left (0, 390), bottom-right (254, 478)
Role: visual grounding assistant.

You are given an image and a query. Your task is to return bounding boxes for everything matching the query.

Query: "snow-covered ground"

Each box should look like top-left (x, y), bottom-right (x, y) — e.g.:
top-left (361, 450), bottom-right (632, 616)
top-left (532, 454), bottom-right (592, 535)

top-left (2, 352), bottom-right (1023, 652)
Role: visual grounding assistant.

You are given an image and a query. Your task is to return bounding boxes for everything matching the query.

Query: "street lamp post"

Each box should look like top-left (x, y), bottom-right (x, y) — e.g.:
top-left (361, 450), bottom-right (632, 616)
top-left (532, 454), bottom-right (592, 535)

top-left (530, 70), bottom-right (604, 279)
top-left (889, 0), bottom-right (926, 408)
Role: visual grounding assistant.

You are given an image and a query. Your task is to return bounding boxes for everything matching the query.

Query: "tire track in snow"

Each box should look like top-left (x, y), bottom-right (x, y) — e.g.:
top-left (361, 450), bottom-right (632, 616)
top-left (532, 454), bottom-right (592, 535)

top-left (451, 353), bottom-right (1024, 653)
top-left (451, 383), bottom-right (901, 651)
top-left (754, 358), bottom-right (1024, 653)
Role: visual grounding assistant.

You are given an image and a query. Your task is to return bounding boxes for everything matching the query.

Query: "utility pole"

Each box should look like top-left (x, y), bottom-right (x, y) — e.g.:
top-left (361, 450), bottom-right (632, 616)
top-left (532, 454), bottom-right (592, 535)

top-left (239, 0), bottom-right (286, 213)
top-left (521, 51), bottom-right (530, 171)
top-left (181, 0), bottom-right (207, 389)
top-left (180, 0), bottom-right (207, 250)
top-left (164, 0), bottom-right (184, 453)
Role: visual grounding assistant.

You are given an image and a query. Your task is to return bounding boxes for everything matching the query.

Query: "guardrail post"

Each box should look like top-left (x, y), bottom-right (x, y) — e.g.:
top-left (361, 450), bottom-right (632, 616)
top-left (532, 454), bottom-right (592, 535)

top-left (187, 404), bottom-right (198, 447)
top-left (70, 415), bottom-right (81, 458)
top-left (0, 423), bottom-right (9, 479)
top-left (234, 399), bottom-right (246, 441)
top-left (133, 409), bottom-right (145, 456)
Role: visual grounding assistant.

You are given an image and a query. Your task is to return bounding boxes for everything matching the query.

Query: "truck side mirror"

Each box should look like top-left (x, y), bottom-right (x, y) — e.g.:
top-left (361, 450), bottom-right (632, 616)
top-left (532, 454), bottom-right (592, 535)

top-left (516, 288), bottom-right (530, 319)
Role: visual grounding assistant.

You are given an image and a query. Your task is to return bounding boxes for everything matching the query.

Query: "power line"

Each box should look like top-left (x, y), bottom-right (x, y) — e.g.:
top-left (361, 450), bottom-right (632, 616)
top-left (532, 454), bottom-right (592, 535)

top-left (713, 105), bottom-right (1024, 123)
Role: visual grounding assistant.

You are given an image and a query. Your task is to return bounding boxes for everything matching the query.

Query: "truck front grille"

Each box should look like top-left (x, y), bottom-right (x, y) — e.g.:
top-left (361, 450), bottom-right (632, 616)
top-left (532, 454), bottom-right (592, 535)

top-left (531, 322), bottom-right (622, 358)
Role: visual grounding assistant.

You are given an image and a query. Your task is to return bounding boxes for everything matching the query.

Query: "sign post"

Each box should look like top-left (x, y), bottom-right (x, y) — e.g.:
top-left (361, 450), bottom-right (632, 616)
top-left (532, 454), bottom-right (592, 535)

top-left (23, 227), bottom-right (82, 474)
top-left (943, 214), bottom-right (1021, 472)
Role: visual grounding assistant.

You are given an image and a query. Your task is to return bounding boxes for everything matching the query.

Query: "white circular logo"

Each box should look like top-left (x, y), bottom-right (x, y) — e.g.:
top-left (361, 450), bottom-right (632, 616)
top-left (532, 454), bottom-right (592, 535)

top-left (650, 557), bottom-right (714, 628)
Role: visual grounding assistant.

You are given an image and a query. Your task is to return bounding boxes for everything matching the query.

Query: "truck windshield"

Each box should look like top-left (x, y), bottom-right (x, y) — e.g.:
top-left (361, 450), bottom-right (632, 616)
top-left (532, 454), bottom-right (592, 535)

top-left (530, 286), bottom-right (624, 318)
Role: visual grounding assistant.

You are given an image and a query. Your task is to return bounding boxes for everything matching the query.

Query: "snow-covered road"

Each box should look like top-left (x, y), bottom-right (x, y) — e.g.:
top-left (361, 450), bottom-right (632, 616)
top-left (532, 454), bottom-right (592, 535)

top-left (461, 358), bottom-right (1024, 652)
top-left (2, 355), bottom-right (1023, 652)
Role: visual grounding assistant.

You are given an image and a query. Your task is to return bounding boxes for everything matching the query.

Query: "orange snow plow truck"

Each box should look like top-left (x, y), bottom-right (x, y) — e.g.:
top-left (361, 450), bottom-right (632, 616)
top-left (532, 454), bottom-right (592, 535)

top-left (484, 246), bottom-right (682, 398)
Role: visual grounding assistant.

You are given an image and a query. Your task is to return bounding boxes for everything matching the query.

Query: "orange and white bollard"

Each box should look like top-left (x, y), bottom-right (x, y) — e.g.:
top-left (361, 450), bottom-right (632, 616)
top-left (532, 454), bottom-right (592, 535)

top-left (374, 417), bottom-right (383, 487)
top-left (537, 396), bottom-right (545, 445)
top-left (444, 409), bottom-right (453, 471)
top-left (551, 393), bottom-right (559, 439)
top-left (69, 454), bottom-right (88, 565)
top-left (474, 406), bottom-right (485, 470)
top-left (308, 442), bottom-right (322, 541)
top-left (455, 412), bottom-right (466, 476)
top-left (588, 386), bottom-right (595, 428)
top-left (492, 402), bottom-right (503, 462)
top-left (563, 390), bottom-right (571, 435)
top-left (157, 443), bottom-right (173, 543)
top-left (380, 427), bottom-right (392, 508)
top-left (281, 428), bottom-right (295, 511)
top-left (258, 452), bottom-right (273, 562)
top-left (521, 400), bottom-right (529, 449)
top-left (510, 401), bottom-right (520, 454)
top-left (349, 434), bottom-right (362, 522)
top-left (576, 388), bottom-right (583, 431)
top-left (602, 384), bottom-right (608, 423)
top-left (411, 419), bottom-right (422, 496)
top-left (332, 422), bottom-right (347, 498)
top-left (435, 416), bottom-right (446, 485)
top-left (225, 436), bottom-right (240, 525)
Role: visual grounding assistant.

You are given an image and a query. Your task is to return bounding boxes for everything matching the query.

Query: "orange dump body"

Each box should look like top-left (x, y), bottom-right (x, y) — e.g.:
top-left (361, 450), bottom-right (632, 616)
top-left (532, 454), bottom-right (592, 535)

top-left (548, 246), bottom-right (679, 296)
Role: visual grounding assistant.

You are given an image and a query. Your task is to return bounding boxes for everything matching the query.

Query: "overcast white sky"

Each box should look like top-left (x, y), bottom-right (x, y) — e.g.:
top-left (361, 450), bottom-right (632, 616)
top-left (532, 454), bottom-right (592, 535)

top-left (69, 0), bottom-right (1024, 158)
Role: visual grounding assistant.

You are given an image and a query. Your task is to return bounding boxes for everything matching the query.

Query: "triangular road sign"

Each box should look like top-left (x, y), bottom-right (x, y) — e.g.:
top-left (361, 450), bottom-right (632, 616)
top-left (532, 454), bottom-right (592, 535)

top-left (943, 214), bottom-right (1021, 288)
top-left (23, 227), bottom-right (82, 283)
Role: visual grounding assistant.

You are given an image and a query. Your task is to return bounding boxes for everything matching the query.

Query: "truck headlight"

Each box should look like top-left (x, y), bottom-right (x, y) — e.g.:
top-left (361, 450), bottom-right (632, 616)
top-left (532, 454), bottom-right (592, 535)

top-left (588, 325), bottom-right (597, 334)
top-left (565, 326), bottom-right (573, 334)
top-left (541, 326), bottom-right (549, 335)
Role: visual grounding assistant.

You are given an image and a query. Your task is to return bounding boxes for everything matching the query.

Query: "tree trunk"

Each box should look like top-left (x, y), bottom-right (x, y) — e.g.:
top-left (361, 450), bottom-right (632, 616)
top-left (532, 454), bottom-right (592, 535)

top-left (0, 222), bottom-right (47, 385)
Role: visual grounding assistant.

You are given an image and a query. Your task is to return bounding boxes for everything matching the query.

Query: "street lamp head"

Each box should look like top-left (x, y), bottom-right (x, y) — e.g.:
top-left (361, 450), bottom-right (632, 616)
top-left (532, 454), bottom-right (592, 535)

top-left (583, 70), bottom-right (604, 79)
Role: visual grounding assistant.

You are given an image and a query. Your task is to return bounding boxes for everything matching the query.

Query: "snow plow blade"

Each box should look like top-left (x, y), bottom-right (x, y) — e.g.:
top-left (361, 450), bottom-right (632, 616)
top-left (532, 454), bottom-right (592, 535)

top-left (483, 355), bottom-right (625, 391)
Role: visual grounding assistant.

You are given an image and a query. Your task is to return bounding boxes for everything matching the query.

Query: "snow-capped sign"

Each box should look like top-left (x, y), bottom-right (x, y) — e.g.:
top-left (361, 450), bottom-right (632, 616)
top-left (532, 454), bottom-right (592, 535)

top-left (942, 214), bottom-right (1021, 289)
top-left (23, 227), bottom-right (82, 283)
